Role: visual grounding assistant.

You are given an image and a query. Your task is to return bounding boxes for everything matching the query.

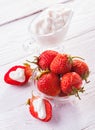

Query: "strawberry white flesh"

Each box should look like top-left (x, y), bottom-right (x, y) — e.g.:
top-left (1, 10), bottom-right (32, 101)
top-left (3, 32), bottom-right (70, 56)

top-left (33, 98), bottom-right (46, 119)
top-left (9, 68), bottom-right (25, 82)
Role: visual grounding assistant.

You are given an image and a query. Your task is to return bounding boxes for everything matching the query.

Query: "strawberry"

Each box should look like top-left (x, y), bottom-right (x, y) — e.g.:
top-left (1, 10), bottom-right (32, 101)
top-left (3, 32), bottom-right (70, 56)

top-left (58, 91), bottom-right (68, 97)
top-left (50, 54), bottom-right (72, 75)
top-left (4, 64), bottom-right (32, 86)
top-left (27, 95), bottom-right (52, 122)
top-left (37, 72), bottom-right (61, 96)
top-left (72, 59), bottom-right (89, 82)
top-left (37, 50), bottom-right (58, 70)
top-left (61, 72), bottom-right (84, 99)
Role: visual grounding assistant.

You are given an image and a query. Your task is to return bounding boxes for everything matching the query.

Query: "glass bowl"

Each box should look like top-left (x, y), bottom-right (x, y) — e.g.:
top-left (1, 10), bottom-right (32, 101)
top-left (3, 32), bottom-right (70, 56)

top-left (30, 69), bottom-right (75, 104)
top-left (23, 3), bottom-right (73, 52)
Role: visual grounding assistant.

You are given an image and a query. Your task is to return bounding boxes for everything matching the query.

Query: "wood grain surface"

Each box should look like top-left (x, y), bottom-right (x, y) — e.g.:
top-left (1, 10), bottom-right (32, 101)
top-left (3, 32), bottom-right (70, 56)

top-left (0, 0), bottom-right (95, 130)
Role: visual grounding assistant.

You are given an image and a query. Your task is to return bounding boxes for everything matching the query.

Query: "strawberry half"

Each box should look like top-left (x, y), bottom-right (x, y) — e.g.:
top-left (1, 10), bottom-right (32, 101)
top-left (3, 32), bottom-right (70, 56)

top-left (4, 64), bottom-right (32, 86)
top-left (50, 54), bottom-right (72, 75)
top-left (61, 72), bottom-right (84, 99)
top-left (37, 72), bottom-right (61, 96)
top-left (72, 59), bottom-right (90, 82)
top-left (27, 95), bottom-right (52, 122)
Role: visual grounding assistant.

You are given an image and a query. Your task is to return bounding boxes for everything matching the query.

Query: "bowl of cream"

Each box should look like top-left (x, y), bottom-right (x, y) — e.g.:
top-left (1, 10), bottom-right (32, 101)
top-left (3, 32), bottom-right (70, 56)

top-left (29, 4), bottom-right (73, 48)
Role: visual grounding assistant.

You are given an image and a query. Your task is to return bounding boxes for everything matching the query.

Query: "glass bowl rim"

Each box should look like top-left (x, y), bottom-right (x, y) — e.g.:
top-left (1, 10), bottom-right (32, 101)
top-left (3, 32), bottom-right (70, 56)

top-left (31, 77), bottom-right (75, 102)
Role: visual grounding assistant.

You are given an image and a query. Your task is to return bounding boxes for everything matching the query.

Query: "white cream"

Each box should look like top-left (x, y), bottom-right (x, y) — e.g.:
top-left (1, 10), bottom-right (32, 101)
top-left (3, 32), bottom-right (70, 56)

top-left (31, 6), bottom-right (71, 35)
top-left (9, 68), bottom-right (25, 82)
top-left (33, 98), bottom-right (46, 119)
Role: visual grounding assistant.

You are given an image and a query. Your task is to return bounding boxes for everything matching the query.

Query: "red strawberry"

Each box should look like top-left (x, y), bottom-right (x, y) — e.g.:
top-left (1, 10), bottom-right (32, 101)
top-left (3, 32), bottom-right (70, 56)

top-left (37, 72), bottom-right (61, 96)
top-left (27, 95), bottom-right (52, 122)
top-left (58, 91), bottom-right (68, 97)
top-left (50, 54), bottom-right (72, 75)
top-left (72, 59), bottom-right (89, 82)
top-left (38, 50), bottom-right (58, 70)
top-left (4, 64), bottom-right (32, 86)
top-left (61, 72), bottom-right (84, 99)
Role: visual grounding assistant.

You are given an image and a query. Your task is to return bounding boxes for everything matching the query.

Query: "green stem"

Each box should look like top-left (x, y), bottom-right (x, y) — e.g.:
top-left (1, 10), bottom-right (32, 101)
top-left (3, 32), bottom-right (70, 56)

top-left (72, 56), bottom-right (85, 60)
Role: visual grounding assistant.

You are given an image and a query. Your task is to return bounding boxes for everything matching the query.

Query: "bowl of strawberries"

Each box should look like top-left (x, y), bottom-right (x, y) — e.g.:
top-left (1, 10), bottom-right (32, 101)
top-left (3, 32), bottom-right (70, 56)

top-left (29, 49), bottom-right (90, 103)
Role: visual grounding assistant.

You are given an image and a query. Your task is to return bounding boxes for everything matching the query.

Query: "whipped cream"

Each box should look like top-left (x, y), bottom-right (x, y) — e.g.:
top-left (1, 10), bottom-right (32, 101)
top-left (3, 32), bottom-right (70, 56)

top-left (9, 68), bottom-right (25, 82)
top-left (33, 98), bottom-right (46, 119)
top-left (31, 6), bottom-right (71, 35)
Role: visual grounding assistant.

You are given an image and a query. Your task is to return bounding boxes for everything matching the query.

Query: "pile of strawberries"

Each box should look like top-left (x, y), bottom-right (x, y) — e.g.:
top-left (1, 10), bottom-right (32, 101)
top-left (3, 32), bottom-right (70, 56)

top-left (32, 50), bottom-right (89, 99)
top-left (4, 49), bottom-right (90, 122)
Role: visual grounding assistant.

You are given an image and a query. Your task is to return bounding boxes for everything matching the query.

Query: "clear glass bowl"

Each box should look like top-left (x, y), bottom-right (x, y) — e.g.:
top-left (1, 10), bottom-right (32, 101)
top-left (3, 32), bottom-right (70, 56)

top-left (30, 69), bottom-right (75, 104)
top-left (23, 3), bottom-right (73, 52)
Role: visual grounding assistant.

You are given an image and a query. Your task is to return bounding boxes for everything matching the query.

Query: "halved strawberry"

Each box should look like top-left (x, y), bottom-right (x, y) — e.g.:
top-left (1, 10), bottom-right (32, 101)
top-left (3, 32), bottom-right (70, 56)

top-left (4, 64), bottom-right (32, 86)
top-left (27, 95), bottom-right (52, 122)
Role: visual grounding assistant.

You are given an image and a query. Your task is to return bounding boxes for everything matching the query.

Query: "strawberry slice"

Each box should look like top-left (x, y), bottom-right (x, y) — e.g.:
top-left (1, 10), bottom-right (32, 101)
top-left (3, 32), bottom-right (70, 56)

top-left (27, 95), bottom-right (52, 122)
top-left (4, 64), bottom-right (32, 86)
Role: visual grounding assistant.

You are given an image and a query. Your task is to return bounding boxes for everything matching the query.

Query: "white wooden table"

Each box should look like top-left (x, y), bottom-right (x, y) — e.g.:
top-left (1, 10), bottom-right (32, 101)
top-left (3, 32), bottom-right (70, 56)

top-left (0, 0), bottom-right (95, 130)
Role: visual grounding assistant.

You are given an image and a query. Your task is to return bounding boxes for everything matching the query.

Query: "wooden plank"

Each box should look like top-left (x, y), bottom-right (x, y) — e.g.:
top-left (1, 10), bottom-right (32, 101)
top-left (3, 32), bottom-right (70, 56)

top-left (0, 0), bottom-right (72, 26)
top-left (0, 1), bottom-right (95, 129)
